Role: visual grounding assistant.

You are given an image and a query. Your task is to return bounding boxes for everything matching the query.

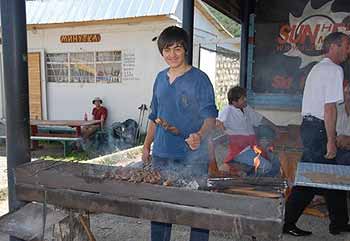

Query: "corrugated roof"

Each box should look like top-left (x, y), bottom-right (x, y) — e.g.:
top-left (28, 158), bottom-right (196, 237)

top-left (25, 0), bottom-right (179, 25)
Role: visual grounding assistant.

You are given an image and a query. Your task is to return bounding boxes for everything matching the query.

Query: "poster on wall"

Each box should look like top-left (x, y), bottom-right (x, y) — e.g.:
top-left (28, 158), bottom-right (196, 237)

top-left (122, 50), bottom-right (139, 82)
top-left (253, 0), bottom-right (350, 96)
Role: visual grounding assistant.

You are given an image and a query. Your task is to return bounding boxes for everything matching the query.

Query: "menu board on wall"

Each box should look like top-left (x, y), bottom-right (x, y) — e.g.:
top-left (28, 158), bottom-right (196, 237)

top-left (122, 51), bottom-right (139, 81)
top-left (253, 0), bottom-right (350, 95)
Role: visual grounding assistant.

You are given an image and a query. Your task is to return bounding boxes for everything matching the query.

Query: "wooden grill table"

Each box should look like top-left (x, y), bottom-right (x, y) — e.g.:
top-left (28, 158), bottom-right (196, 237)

top-left (0, 160), bottom-right (285, 241)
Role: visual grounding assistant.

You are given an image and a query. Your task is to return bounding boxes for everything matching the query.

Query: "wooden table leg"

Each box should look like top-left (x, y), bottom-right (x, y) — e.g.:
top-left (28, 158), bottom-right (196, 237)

top-left (78, 214), bottom-right (96, 241)
top-left (30, 125), bottom-right (39, 149)
top-left (76, 126), bottom-right (81, 137)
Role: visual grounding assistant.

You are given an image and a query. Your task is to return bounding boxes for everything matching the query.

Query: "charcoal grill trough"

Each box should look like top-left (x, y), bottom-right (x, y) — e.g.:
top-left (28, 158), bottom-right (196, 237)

top-left (0, 159), bottom-right (286, 241)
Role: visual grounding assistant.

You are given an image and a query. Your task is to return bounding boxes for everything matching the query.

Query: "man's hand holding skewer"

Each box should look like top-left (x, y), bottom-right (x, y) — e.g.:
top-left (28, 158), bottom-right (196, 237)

top-left (185, 132), bottom-right (201, 150)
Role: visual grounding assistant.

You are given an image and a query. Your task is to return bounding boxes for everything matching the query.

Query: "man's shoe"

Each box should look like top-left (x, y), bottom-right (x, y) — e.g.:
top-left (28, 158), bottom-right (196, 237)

top-left (329, 224), bottom-right (350, 235)
top-left (283, 225), bottom-right (312, 236)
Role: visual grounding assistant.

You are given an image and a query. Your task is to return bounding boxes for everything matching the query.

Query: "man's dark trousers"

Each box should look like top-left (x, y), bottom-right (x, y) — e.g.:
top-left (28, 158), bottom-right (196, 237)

top-left (284, 117), bottom-right (349, 229)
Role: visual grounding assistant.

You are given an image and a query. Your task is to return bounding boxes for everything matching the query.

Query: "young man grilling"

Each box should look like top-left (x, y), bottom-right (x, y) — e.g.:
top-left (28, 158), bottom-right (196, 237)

top-left (142, 26), bottom-right (218, 241)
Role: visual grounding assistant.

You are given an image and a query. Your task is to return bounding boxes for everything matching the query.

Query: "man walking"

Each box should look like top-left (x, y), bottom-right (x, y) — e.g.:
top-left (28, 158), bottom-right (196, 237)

top-left (283, 32), bottom-right (350, 236)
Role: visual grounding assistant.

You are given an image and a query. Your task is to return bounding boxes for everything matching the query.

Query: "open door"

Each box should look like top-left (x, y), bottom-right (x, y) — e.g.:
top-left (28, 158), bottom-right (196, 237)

top-left (28, 52), bottom-right (42, 120)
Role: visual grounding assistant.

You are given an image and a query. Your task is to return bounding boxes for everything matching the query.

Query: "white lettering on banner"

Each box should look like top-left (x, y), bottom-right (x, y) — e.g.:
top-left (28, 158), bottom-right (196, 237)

top-left (276, 0), bottom-right (350, 68)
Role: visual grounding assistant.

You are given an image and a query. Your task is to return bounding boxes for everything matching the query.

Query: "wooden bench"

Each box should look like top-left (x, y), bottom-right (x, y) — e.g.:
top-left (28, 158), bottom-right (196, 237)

top-left (0, 135), bottom-right (81, 157)
top-left (37, 125), bottom-right (76, 135)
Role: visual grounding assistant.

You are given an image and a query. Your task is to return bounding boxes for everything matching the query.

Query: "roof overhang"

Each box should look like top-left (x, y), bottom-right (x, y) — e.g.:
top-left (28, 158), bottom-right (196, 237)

top-left (202, 0), bottom-right (241, 23)
top-left (195, 0), bottom-right (233, 38)
top-left (26, 15), bottom-right (171, 30)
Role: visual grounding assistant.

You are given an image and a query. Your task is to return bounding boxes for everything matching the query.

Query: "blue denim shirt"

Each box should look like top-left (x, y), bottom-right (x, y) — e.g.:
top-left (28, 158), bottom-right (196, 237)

top-left (148, 67), bottom-right (218, 159)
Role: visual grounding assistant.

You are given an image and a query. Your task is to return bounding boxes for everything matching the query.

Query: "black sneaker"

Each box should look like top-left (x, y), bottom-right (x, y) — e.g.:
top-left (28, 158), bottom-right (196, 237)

top-left (329, 224), bottom-right (350, 235)
top-left (283, 224), bottom-right (312, 236)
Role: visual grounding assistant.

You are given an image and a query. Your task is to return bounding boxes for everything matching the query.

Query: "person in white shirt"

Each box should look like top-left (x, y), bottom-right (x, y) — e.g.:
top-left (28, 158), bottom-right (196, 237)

top-left (336, 80), bottom-right (350, 164)
top-left (216, 86), bottom-right (280, 176)
top-left (284, 32), bottom-right (350, 237)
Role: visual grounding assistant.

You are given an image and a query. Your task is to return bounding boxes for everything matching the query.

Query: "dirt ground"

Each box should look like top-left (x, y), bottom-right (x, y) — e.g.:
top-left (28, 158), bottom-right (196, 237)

top-left (0, 144), bottom-right (349, 241)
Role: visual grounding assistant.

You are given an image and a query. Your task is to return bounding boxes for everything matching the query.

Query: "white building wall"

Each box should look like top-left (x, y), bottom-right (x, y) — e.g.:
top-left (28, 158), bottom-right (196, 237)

top-left (256, 109), bottom-right (302, 126)
top-left (27, 21), bottom-right (173, 127)
top-left (192, 8), bottom-right (219, 86)
top-left (199, 48), bottom-right (216, 91)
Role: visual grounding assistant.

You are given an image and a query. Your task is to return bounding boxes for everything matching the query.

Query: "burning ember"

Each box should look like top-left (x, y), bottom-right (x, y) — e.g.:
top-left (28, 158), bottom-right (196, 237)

top-left (253, 145), bottom-right (262, 173)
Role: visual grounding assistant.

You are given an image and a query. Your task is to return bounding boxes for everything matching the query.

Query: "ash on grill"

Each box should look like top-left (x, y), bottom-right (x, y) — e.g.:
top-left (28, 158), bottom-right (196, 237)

top-left (95, 165), bottom-right (205, 189)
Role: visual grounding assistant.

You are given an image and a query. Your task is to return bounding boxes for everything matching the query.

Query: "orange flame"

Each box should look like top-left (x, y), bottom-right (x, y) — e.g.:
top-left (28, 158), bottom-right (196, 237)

top-left (253, 145), bottom-right (262, 173)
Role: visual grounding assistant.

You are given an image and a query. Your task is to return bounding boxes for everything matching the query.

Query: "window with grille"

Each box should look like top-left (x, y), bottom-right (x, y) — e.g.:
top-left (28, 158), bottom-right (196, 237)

top-left (96, 51), bottom-right (122, 83)
top-left (47, 53), bottom-right (69, 83)
top-left (46, 51), bottom-right (122, 83)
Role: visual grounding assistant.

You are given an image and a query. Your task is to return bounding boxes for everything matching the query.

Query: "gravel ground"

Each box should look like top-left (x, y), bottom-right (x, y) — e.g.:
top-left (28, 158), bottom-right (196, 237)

top-left (0, 211), bottom-right (350, 241)
top-left (87, 213), bottom-right (350, 241)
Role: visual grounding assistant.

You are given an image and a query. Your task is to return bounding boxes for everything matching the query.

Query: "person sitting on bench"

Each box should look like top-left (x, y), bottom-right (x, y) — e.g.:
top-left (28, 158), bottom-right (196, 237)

top-left (216, 86), bottom-right (280, 176)
top-left (82, 97), bottom-right (108, 138)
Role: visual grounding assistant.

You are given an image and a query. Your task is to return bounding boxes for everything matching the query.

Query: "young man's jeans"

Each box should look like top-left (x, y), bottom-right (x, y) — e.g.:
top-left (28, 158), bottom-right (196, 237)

top-left (150, 154), bottom-right (209, 241)
top-left (151, 222), bottom-right (209, 241)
